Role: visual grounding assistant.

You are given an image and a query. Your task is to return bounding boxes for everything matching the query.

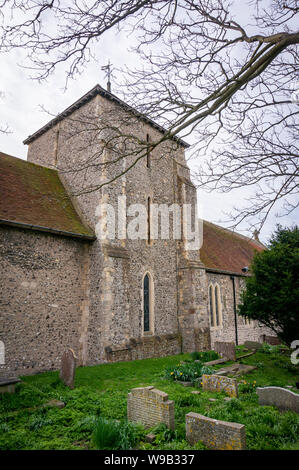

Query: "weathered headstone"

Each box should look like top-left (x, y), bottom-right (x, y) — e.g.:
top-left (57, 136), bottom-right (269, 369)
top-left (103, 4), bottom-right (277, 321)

top-left (127, 386), bottom-right (175, 430)
top-left (0, 377), bottom-right (21, 394)
top-left (260, 335), bottom-right (281, 345)
top-left (59, 348), bottom-right (77, 389)
top-left (186, 412), bottom-right (246, 450)
top-left (257, 387), bottom-right (299, 413)
top-left (243, 340), bottom-right (263, 350)
top-left (202, 374), bottom-right (238, 397)
top-left (215, 363), bottom-right (256, 377)
top-left (214, 341), bottom-right (236, 361)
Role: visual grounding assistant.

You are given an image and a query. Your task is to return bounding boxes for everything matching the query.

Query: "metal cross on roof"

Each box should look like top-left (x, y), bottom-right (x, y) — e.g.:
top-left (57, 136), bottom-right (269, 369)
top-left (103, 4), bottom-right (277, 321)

top-left (101, 60), bottom-right (113, 93)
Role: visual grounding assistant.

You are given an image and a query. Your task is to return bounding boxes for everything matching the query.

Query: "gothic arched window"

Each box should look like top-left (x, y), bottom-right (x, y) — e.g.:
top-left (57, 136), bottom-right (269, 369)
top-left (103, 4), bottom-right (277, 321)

top-left (215, 285), bottom-right (220, 326)
top-left (209, 283), bottom-right (223, 328)
top-left (209, 285), bottom-right (214, 327)
top-left (143, 274), bottom-right (150, 332)
top-left (147, 197), bottom-right (151, 245)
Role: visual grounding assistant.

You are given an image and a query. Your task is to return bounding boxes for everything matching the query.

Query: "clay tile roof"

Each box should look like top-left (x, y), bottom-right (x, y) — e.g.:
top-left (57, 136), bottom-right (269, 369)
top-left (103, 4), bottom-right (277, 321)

top-left (200, 219), bottom-right (265, 275)
top-left (0, 152), bottom-right (95, 240)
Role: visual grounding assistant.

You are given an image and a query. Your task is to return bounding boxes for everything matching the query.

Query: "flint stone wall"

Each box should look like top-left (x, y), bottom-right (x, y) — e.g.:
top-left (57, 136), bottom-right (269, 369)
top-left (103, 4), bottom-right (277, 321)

top-left (202, 374), bottom-right (238, 398)
top-left (186, 412), bottom-right (246, 450)
top-left (127, 386), bottom-right (175, 430)
top-left (257, 387), bottom-right (299, 413)
top-left (0, 225), bottom-right (90, 376)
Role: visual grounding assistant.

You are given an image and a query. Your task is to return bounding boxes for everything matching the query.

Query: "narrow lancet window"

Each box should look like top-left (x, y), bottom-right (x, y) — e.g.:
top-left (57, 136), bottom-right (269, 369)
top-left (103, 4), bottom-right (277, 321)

top-left (144, 274), bottom-right (150, 332)
top-left (146, 133), bottom-right (151, 168)
top-left (147, 196), bottom-right (151, 244)
top-left (215, 285), bottom-right (220, 326)
top-left (209, 285), bottom-right (214, 327)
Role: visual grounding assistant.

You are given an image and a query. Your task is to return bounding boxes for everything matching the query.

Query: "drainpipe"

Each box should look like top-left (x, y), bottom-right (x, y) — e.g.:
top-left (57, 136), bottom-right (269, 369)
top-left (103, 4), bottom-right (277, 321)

top-left (230, 275), bottom-right (238, 346)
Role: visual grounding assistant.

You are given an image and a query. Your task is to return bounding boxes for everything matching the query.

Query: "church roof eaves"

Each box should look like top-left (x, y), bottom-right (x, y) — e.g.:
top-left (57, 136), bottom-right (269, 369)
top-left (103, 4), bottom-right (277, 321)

top-left (23, 84), bottom-right (190, 148)
top-left (200, 219), bottom-right (265, 275)
top-left (0, 152), bottom-right (95, 240)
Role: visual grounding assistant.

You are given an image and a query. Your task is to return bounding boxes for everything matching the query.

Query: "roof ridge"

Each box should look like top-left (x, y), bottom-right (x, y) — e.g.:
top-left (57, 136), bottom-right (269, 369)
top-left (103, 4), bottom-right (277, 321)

top-left (200, 218), bottom-right (266, 249)
top-left (23, 83), bottom-right (190, 148)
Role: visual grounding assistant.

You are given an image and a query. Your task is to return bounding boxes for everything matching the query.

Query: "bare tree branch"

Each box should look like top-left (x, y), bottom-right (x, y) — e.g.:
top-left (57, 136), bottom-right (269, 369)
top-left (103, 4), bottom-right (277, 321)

top-left (0, 0), bottom-right (298, 232)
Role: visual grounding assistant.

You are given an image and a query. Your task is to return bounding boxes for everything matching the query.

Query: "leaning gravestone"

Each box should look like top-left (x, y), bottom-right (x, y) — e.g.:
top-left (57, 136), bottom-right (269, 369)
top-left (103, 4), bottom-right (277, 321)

top-left (60, 348), bottom-right (77, 389)
top-left (214, 341), bottom-right (236, 361)
top-left (257, 387), bottom-right (299, 413)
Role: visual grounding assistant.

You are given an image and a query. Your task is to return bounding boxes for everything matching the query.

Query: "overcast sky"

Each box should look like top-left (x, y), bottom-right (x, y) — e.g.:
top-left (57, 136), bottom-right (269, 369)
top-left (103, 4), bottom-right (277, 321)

top-left (0, 5), bottom-right (298, 245)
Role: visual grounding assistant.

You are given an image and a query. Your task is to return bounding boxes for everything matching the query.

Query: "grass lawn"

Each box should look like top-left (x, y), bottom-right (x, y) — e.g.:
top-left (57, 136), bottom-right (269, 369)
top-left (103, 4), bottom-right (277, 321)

top-left (0, 345), bottom-right (298, 450)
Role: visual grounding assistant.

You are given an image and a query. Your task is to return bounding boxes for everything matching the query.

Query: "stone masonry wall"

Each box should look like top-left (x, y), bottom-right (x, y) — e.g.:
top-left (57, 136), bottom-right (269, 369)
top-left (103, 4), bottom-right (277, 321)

top-left (127, 386), bottom-right (175, 429)
top-left (0, 225), bottom-right (90, 375)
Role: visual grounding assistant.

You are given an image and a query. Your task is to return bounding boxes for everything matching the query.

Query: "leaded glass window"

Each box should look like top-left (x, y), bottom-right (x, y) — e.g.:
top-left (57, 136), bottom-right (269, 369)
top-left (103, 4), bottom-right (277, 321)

top-left (209, 285), bottom-right (214, 327)
top-left (144, 274), bottom-right (150, 332)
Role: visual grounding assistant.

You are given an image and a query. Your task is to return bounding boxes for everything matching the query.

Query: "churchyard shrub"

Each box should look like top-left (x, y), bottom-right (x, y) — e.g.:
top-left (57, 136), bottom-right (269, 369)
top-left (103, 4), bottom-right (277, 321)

top-left (238, 380), bottom-right (257, 395)
top-left (190, 350), bottom-right (219, 362)
top-left (92, 417), bottom-right (144, 450)
top-left (164, 362), bottom-right (215, 383)
top-left (151, 423), bottom-right (176, 444)
top-left (259, 343), bottom-right (280, 355)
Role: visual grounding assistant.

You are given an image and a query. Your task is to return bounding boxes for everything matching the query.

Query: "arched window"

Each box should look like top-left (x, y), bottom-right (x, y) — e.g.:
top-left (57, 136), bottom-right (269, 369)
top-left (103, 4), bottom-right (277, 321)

top-left (146, 133), bottom-right (151, 168)
top-left (215, 285), bottom-right (220, 326)
top-left (209, 284), bottom-right (222, 327)
top-left (143, 272), bottom-right (154, 334)
top-left (244, 317), bottom-right (253, 326)
top-left (143, 274), bottom-right (150, 332)
top-left (209, 285), bottom-right (214, 327)
top-left (147, 197), bottom-right (151, 245)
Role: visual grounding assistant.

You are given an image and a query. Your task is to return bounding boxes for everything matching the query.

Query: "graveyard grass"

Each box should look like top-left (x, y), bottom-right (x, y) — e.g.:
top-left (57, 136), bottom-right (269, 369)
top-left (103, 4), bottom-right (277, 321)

top-left (0, 346), bottom-right (298, 450)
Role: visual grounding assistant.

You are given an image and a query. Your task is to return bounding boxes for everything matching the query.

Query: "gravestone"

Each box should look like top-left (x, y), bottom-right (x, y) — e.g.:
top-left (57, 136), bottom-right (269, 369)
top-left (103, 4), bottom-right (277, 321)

top-left (214, 341), bottom-right (236, 361)
top-left (261, 335), bottom-right (281, 345)
top-left (243, 340), bottom-right (263, 350)
top-left (127, 386), bottom-right (175, 430)
top-left (0, 377), bottom-right (21, 394)
top-left (59, 348), bottom-right (77, 389)
top-left (257, 387), bottom-right (299, 413)
top-left (186, 412), bottom-right (246, 450)
top-left (201, 374), bottom-right (238, 398)
top-left (215, 363), bottom-right (256, 377)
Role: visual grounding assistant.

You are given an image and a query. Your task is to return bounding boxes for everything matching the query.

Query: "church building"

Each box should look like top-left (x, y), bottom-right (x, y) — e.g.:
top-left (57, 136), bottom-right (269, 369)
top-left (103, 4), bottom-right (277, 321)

top-left (0, 84), bottom-right (269, 376)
